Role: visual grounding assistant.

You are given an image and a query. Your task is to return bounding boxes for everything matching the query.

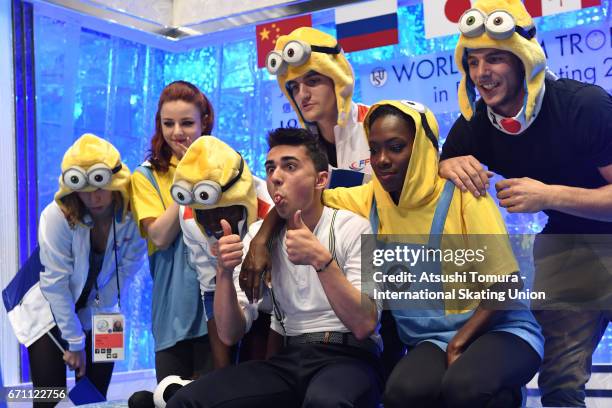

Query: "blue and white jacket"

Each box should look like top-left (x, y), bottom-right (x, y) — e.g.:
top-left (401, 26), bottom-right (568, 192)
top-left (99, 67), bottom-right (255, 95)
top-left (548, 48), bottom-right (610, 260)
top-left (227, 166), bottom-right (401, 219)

top-left (8, 202), bottom-right (146, 350)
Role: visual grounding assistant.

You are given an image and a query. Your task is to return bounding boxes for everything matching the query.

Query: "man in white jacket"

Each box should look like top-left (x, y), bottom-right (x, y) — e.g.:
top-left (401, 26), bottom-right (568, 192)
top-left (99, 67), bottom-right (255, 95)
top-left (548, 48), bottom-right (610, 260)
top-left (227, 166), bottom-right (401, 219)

top-left (266, 26), bottom-right (371, 179)
top-left (172, 136), bottom-right (273, 368)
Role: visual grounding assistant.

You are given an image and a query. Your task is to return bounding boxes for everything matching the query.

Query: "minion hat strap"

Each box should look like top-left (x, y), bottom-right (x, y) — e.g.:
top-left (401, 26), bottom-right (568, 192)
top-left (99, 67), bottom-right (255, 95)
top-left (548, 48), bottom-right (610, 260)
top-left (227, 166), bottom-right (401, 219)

top-left (311, 44), bottom-right (342, 55)
top-left (515, 25), bottom-right (536, 40)
top-left (111, 163), bottom-right (122, 174)
top-left (221, 155), bottom-right (244, 192)
top-left (420, 112), bottom-right (439, 151)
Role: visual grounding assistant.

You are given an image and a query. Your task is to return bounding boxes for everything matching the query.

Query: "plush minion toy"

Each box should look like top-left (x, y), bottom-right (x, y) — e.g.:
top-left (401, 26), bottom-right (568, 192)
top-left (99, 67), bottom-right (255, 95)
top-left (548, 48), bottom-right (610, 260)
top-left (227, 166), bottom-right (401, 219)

top-left (265, 26), bottom-right (354, 128)
top-left (171, 136), bottom-right (257, 239)
top-left (55, 133), bottom-right (131, 223)
top-left (455, 0), bottom-right (547, 134)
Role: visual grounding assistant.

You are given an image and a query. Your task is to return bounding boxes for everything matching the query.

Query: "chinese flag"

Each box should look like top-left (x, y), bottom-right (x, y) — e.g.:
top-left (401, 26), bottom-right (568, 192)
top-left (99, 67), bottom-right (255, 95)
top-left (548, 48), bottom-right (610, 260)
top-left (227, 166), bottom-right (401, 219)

top-left (256, 14), bottom-right (312, 68)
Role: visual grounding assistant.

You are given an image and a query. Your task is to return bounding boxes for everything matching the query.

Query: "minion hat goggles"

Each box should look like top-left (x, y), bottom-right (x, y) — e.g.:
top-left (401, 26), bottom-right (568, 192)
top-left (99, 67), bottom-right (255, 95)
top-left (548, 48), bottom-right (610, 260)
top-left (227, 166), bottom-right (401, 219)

top-left (55, 133), bottom-right (131, 223)
top-left (455, 0), bottom-right (546, 123)
top-left (402, 100), bottom-right (438, 151)
top-left (266, 40), bottom-right (342, 76)
top-left (62, 162), bottom-right (123, 191)
top-left (269, 27), bottom-right (354, 128)
top-left (459, 8), bottom-right (536, 41)
top-left (364, 100), bottom-right (439, 151)
top-left (171, 155), bottom-right (244, 206)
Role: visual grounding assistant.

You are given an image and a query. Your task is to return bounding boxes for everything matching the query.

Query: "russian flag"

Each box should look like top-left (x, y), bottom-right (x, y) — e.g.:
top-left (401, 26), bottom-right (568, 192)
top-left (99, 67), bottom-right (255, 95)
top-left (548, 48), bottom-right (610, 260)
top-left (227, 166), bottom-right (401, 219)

top-left (335, 0), bottom-right (398, 53)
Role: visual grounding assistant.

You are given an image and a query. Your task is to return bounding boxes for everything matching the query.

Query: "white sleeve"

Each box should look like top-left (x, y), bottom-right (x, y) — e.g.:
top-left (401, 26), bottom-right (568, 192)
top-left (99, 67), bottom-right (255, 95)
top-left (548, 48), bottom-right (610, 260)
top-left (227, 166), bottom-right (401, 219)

top-left (179, 206), bottom-right (217, 294)
top-left (38, 204), bottom-right (85, 351)
top-left (337, 212), bottom-right (382, 314)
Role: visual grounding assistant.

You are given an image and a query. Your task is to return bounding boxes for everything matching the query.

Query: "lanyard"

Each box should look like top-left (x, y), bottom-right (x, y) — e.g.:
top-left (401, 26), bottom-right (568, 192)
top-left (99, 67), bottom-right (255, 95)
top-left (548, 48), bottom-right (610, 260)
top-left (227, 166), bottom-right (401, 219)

top-left (92, 212), bottom-right (121, 309)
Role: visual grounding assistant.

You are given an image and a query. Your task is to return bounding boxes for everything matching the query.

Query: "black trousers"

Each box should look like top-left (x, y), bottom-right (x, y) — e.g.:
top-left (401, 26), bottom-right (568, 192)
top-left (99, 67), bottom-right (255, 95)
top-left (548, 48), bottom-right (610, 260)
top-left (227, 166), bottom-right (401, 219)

top-left (167, 343), bottom-right (383, 408)
top-left (532, 234), bottom-right (612, 407)
top-left (384, 331), bottom-right (541, 408)
top-left (154, 335), bottom-right (214, 382)
top-left (27, 326), bottom-right (114, 408)
top-left (379, 310), bottom-right (406, 381)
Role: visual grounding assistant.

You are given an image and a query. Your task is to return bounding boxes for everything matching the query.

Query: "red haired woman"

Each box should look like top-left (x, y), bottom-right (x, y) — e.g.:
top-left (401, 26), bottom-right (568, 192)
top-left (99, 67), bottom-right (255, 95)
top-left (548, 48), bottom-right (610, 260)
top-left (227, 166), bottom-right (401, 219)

top-left (131, 81), bottom-right (215, 382)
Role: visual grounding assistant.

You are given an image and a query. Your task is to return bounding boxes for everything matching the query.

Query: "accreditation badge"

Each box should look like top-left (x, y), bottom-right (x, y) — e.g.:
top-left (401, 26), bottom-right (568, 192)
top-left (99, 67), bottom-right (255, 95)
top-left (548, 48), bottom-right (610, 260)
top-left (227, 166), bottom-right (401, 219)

top-left (92, 313), bottom-right (125, 362)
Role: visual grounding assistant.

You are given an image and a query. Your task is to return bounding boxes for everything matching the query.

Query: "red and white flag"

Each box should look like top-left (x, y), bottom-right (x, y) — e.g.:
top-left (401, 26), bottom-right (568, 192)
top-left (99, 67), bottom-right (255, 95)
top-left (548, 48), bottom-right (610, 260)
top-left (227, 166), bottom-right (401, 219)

top-left (525, 0), bottom-right (601, 17)
top-left (423, 0), bottom-right (601, 39)
top-left (256, 15), bottom-right (312, 68)
top-left (423, 0), bottom-right (474, 39)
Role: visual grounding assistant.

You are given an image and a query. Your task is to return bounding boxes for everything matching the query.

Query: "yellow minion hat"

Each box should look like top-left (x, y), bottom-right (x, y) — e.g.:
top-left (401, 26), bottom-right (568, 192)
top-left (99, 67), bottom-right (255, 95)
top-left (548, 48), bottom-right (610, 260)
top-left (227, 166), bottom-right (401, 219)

top-left (172, 136), bottom-right (257, 234)
top-left (267, 27), bottom-right (354, 127)
top-left (364, 100), bottom-right (442, 209)
top-left (55, 133), bottom-right (131, 222)
top-left (455, 0), bottom-right (546, 121)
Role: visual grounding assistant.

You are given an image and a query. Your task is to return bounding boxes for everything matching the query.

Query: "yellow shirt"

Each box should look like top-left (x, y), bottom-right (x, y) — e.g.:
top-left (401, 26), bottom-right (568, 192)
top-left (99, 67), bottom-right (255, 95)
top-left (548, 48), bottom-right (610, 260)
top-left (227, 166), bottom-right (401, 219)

top-left (130, 157), bottom-right (178, 255)
top-left (321, 100), bottom-right (541, 351)
top-left (323, 181), bottom-right (519, 313)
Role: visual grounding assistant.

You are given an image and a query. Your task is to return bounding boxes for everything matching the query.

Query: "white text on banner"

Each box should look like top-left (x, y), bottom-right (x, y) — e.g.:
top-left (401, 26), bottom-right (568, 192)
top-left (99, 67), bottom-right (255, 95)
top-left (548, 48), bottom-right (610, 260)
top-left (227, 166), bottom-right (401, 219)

top-left (360, 23), bottom-right (612, 114)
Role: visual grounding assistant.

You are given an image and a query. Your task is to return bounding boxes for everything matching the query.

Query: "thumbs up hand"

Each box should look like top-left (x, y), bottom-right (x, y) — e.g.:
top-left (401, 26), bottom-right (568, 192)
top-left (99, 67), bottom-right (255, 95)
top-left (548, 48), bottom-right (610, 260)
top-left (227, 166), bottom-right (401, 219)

top-left (285, 210), bottom-right (329, 268)
top-left (216, 219), bottom-right (244, 275)
top-left (291, 210), bottom-right (307, 230)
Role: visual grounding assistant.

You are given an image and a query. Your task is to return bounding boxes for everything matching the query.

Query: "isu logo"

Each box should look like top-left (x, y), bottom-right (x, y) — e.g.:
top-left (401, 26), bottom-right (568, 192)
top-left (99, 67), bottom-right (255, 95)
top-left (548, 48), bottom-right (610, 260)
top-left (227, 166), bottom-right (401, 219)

top-left (370, 67), bottom-right (388, 88)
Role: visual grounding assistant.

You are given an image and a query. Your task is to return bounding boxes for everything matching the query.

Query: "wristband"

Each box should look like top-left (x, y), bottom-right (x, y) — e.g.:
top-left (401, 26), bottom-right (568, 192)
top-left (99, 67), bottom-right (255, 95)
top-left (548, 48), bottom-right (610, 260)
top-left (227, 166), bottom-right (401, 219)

top-left (315, 256), bottom-right (334, 273)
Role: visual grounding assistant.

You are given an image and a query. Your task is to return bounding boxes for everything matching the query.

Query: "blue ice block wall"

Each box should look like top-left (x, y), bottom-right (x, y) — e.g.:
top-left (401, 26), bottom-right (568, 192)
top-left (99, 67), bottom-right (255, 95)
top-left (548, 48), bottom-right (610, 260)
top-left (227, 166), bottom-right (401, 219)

top-left (33, 2), bottom-right (611, 372)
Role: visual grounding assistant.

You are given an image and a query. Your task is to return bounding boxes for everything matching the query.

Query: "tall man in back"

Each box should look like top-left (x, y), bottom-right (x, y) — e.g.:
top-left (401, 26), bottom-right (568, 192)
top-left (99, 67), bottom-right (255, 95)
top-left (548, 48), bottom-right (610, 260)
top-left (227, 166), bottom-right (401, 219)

top-left (439, 0), bottom-right (612, 406)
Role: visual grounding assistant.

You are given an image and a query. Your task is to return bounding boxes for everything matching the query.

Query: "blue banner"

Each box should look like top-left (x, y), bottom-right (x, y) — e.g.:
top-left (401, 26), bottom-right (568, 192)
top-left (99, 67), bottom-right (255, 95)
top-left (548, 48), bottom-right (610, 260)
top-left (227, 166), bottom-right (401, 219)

top-left (360, 23), bottom-right (612, 113)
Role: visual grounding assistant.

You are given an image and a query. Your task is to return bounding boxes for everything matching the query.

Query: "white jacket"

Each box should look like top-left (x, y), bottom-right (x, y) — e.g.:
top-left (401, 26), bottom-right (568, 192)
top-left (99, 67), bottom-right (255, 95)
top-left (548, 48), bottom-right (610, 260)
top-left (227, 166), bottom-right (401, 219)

top-left (21, 202), bottom-right (147, 351)
top-left (180, 208), bottom-right (216, 295)
top-left (334, 102), bottom-right (372, 174)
